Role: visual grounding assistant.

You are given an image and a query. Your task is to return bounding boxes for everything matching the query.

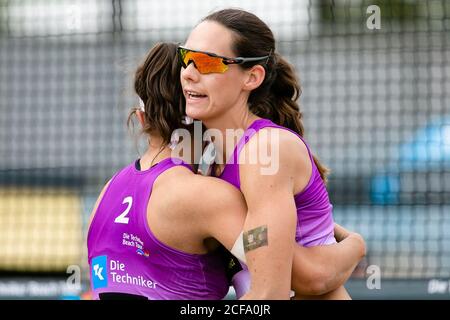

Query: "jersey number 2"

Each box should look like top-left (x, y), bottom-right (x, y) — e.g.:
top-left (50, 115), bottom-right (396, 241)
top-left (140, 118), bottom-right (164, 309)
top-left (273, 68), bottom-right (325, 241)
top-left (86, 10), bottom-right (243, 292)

top-left (114, 196), bottom-right (132, 224)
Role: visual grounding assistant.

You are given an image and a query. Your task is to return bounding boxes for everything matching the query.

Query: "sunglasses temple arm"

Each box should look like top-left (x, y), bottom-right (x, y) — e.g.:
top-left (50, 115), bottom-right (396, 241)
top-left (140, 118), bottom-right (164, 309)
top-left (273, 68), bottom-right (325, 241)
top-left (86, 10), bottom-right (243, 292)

top-left (235, 56), bottom-right (270, 63)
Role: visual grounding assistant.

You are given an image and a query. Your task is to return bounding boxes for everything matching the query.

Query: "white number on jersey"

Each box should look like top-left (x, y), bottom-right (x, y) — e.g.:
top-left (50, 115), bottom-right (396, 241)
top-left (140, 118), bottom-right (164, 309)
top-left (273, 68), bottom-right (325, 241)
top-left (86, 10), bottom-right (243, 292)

top-left (114, 196), bottom-right (132, 224)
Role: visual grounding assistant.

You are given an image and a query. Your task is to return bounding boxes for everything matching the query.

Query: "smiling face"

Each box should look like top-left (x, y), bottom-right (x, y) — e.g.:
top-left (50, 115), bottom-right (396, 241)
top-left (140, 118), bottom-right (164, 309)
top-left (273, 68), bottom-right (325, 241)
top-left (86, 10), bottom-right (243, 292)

top-left (180, 21), bottom-right (252, 123)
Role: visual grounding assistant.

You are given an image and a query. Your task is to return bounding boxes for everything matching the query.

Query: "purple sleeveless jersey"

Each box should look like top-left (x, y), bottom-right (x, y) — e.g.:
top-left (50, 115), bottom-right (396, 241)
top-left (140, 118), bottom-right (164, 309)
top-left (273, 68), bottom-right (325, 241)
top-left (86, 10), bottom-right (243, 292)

top-left (217, 119), bottom-right (336, 297)
top-left (87, 158), bottom-right (229, 300)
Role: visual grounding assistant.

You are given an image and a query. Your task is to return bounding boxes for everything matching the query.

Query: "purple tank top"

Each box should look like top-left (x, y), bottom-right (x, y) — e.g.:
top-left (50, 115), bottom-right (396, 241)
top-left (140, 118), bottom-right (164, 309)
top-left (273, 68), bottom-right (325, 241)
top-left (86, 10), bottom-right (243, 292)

top-left (87, 158), bottom-right (229, 300)
top-left (218, 119), bottom-right (336, 298)
top-left (218, 118), bottom-right (336, 246)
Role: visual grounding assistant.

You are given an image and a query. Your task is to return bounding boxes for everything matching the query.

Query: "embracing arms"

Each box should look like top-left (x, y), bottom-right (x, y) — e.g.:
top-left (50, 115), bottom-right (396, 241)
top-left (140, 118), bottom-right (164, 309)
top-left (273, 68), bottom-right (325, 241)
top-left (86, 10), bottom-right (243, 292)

top-left (234, 129), bottom-right (365, 298)
top-left (291, 225), bottom-right (366, 295)
top-left (185, 168), bottom-right (366, 298)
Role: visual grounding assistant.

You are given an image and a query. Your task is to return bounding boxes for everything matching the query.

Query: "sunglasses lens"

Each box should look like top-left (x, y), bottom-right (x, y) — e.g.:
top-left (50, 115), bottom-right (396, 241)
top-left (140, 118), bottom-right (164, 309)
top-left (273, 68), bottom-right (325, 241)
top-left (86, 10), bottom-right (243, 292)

top-left (191, 52), bottom-right (228, 74)
top-left (178, 48), bottom-right (228, 74)
top-left (178, 48), bottom-right (188, 67)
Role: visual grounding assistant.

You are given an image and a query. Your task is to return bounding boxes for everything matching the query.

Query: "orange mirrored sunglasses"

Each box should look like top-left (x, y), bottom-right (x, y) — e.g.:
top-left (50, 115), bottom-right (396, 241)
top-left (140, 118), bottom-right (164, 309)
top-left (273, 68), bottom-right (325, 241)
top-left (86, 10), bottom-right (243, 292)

top-left (177, 46), bottom-right (270, 74)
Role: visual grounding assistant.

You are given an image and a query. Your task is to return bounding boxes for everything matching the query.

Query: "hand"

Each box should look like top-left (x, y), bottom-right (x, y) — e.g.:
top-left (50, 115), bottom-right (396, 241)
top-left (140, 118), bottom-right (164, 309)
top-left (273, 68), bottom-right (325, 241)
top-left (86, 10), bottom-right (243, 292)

top-left (334, 223), bottom-right (367, 258)
top-left (334, 223), bottom-right (350, 242)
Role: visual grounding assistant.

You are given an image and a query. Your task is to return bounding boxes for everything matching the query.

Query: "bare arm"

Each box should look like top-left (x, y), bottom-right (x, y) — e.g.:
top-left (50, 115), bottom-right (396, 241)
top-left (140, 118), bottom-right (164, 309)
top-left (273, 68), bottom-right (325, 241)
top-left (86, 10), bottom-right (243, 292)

top-left (186, 176), bottom-right (365, 297)
top-left (291, 224), bottom-right (366, 295)
top-left (178, 174), bottom-right (246, 251)
top-left (238, 132), bottom-right (298, 300)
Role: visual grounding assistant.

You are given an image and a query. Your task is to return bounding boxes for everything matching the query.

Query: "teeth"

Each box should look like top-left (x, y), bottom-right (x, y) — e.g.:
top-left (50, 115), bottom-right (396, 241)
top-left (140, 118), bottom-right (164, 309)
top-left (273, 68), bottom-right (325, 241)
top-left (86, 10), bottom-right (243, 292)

top-left (187, 91), bottom-right (205, 98)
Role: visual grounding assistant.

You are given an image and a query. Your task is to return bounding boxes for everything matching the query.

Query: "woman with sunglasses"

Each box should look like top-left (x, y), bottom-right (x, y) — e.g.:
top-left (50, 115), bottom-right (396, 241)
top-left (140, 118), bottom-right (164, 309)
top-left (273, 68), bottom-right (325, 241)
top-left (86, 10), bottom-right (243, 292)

top-left (87, 42), bottom-right (365, 300)
top-left (179, 9), bottom-right (358, 299)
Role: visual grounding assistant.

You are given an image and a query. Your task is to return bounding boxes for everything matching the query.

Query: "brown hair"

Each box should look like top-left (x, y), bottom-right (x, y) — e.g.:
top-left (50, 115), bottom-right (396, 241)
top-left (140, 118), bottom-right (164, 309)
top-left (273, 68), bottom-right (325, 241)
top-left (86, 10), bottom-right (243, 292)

top-left (128, 42), bottom-right (188, 146)
top-left (202, 9), bottom-right (329, 182)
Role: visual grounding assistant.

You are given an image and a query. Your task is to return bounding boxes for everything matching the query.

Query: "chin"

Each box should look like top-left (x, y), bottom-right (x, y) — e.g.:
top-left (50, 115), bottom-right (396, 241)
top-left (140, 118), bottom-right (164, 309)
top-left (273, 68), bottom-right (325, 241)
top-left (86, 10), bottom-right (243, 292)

top-left (186, 104), bottom-right (209, 121)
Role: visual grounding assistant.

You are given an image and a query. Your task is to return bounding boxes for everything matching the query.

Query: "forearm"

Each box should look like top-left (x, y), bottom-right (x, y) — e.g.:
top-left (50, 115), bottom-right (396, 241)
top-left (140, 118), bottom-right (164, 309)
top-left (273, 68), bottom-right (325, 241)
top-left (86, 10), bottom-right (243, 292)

top-left (320, 233), bottom-right (365, 293)
top-left (291, 233), bottom-right (366, 295)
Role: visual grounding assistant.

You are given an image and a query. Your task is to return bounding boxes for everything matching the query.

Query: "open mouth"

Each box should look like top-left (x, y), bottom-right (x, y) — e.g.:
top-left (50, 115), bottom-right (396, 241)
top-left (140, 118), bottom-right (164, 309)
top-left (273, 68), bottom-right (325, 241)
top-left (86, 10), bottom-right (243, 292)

top-left (185, 90), bottom-right (208, 100)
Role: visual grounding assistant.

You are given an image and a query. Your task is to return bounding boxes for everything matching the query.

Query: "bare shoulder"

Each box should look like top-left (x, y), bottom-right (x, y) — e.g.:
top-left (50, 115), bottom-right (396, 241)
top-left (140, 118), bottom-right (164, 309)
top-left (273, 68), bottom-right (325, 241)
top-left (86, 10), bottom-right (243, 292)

top-left (149, 167), bottom-right (246, 243)
top-left (166, 170), bottom-right (245, 213)
top-left (241, 126), bottom-right (310, 177)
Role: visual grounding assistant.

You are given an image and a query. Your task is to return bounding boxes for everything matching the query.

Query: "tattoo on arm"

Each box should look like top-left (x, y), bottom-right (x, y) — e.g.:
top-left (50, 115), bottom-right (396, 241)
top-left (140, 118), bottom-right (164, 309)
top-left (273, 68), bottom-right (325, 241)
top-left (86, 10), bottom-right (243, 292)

top-left (243, 225), bottom-right (268, 253)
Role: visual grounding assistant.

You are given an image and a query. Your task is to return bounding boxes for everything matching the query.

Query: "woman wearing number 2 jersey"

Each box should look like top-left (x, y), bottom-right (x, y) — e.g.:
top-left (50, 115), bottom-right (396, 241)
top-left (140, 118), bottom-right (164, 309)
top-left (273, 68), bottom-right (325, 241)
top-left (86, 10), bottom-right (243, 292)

top-left (87, 42), bottom-right (365, 300)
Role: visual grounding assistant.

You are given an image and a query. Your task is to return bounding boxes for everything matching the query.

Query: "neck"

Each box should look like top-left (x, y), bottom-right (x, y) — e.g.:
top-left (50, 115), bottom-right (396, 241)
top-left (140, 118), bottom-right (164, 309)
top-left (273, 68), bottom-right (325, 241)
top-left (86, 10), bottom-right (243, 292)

top-left (140, 135), bottom-right (172, 170)
top-left (203, 102), bottom-right (260, 165)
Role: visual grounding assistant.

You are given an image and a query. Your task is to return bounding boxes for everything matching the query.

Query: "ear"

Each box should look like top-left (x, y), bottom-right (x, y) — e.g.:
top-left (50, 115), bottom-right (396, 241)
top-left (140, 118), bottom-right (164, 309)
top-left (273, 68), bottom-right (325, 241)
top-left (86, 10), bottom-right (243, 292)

top-left (136, 110), bottom-right (146, 127)
top-left (242, 65), bottom-right (266, 92)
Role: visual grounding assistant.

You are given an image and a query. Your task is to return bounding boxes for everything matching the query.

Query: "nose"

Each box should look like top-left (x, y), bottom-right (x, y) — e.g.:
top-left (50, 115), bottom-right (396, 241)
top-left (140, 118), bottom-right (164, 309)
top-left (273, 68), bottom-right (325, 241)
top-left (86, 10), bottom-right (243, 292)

top-left (181, 61), bottom-right (200, 83)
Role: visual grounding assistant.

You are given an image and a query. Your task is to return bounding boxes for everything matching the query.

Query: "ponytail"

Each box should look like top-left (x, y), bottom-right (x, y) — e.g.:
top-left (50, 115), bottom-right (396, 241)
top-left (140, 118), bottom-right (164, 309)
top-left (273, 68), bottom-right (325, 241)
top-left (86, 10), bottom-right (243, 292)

top-left (250, 54), bottom-right (330, 183)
